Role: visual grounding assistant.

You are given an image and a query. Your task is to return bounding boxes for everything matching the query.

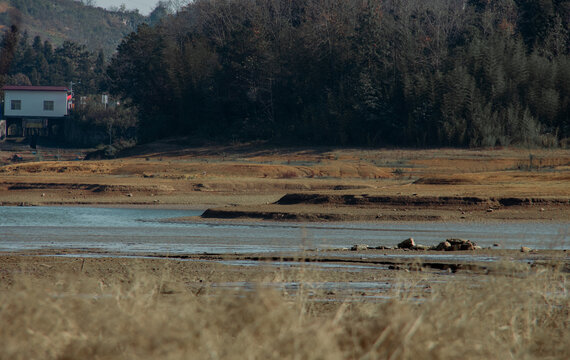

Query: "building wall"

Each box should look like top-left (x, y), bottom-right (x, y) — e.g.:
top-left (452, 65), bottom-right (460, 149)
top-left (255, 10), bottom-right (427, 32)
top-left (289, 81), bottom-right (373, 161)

top-left (3, 90), bottom-right (68, 118)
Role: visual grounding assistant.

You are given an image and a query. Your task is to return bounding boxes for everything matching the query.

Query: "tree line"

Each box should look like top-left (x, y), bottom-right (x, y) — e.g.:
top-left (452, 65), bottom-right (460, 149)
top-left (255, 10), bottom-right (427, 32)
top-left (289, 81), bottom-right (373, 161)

top-left (107, 0), bottom-right (569, 147)
top-left (3, 0), bottom-right (570, 147)
top-left (0, 31), bottom-right (107, 94)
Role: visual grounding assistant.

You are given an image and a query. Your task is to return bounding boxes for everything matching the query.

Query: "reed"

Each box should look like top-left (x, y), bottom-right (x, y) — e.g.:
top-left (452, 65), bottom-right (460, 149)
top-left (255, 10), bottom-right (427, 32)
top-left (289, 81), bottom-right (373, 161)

top-left (0, 258), bottom-right (567, 359)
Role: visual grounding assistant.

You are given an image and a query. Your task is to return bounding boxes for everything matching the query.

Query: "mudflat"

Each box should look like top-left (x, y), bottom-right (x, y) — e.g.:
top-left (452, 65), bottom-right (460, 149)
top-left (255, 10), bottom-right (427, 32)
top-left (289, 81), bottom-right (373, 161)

top-left (1, 141), bottom-right (569, 222)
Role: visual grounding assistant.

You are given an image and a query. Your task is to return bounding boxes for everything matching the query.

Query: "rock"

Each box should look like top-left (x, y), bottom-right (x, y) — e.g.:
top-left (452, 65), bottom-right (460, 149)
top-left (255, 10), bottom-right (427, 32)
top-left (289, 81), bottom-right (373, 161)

top-left (412, 244), bottom-right (430, 251)
top-left (434, 241), bottom-right (451, 251)
top-left (487, 208), bottom-right (494, 212)
top-left (126, 193), bottom-right (133, 197)
top-left (446, 238), bottom-right (476, 250)
top-left (521, 246), bottom-right (532, 253)
top-left (397, 238), bottom-right (415, 249)
top-left (493, 243), bottom-right (501, 247)
top-left (434, 238), bottom-right (478, 251)
top-left (351, 244), bottom-right (369, 251)
top-left (448, 238), bottom-right (470, 244)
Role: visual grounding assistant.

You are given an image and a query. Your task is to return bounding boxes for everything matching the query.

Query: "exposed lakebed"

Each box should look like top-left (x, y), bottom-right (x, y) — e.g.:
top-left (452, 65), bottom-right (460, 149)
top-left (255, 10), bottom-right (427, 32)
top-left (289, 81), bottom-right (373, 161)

top-left (1, 206), bottom-right (567, 302)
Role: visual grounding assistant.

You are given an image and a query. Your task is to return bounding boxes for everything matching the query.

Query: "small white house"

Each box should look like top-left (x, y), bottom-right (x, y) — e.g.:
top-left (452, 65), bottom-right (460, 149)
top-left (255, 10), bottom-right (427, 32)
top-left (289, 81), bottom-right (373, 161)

top-left (2, 85), bottom-right (70, 138)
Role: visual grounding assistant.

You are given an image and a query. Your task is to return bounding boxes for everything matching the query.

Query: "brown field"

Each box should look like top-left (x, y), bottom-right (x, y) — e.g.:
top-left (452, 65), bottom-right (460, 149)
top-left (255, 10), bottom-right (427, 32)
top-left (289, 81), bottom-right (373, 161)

top-left (0, 140), bottom-right (569, 359)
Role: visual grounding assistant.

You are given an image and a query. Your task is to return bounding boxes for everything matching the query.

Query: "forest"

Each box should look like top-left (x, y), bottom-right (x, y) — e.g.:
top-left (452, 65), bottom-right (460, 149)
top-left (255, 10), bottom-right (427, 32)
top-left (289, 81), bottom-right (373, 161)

top-left (2, 0), bottom-right (570, 147)
top-left (0, 32), bottom-right (107, 93)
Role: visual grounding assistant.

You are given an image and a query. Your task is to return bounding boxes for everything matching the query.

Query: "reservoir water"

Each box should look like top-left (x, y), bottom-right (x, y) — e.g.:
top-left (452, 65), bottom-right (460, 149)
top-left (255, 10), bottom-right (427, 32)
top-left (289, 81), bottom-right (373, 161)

top-left (0, 206), bottom-right (568, 253)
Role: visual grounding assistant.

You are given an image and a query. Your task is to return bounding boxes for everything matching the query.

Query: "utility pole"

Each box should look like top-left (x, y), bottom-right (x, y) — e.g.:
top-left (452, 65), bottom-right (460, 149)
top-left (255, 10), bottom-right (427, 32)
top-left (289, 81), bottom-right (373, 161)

top-left (69, 81), bottom-right (80, 99)
top-left (69, 81), bottom-right (80, 110)
top-left (69, 81), bottom-right (80, 97)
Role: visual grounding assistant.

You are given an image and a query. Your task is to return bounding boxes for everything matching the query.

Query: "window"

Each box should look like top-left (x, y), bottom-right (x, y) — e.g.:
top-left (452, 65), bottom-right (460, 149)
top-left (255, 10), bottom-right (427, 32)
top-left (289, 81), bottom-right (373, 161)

top-left (43, 101), bottom-right (54, 111)
top-left (11, 100), bottom-right (21, 110)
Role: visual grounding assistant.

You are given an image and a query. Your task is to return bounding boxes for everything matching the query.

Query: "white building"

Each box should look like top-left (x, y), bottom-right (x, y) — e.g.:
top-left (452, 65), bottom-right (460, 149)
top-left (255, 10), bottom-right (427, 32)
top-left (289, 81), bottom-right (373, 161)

top-left (2, 85), bottom-right (70, 138)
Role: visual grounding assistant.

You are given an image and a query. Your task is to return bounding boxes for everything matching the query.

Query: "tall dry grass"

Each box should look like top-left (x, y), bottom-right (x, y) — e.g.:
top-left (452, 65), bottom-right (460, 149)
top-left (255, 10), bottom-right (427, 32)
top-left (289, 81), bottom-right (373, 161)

top-left (0, 261), bottom-right (568, 359)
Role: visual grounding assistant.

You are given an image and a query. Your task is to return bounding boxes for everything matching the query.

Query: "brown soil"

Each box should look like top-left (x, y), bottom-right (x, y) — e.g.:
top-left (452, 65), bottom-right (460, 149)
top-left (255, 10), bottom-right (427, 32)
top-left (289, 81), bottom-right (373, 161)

top-left (1, 140), bottom-right (569, 222)
top-left (2, 248), bottom-right (567, 292)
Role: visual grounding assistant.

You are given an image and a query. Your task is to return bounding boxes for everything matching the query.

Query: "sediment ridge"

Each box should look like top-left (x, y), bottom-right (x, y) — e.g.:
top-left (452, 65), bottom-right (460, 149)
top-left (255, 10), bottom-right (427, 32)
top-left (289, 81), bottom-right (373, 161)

top-left (200, 193), bottom-right (570, 222)
top-left (275, 193), bottom-right (570, 207)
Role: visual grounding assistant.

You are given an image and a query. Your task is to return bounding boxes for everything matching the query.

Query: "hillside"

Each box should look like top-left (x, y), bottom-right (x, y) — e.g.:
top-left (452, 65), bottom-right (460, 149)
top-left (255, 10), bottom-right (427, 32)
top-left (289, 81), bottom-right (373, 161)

top-left (0, 0), bottom-right (147, 55)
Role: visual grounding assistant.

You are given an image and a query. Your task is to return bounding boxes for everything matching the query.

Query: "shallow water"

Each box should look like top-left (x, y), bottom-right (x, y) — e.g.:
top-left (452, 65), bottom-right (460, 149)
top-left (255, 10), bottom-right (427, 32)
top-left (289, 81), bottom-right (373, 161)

top-left (0, 206), bottom-right (568, 254)
top-left (210, 280), bottom-right (395, 296)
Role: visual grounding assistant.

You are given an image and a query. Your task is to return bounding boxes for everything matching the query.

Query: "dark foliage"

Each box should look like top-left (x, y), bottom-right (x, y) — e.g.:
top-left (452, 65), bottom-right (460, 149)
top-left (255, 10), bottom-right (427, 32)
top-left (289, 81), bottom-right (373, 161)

top-left (106, 0), bottom-right (569, 147)
top-left (3, 0), bottom-right (569, 147)
top-left (0, 31), bottom-right (107, 94)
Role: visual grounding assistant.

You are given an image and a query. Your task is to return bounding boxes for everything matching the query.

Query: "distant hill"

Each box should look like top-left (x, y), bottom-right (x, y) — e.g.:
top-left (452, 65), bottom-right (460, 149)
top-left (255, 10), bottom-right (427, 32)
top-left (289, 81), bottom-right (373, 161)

top-left (0, 0), bottom-right (147, 55)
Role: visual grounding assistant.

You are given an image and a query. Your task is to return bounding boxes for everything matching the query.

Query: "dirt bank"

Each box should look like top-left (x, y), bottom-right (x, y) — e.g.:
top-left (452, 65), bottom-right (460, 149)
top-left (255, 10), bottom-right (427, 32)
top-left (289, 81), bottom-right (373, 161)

top-left (198, 192), bottom-right (570, 222)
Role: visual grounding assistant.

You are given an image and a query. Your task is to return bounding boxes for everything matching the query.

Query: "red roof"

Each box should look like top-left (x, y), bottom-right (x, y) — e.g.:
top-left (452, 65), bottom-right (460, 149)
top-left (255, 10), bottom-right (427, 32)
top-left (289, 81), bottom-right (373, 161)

top-left (2, 85), bottom-right (69, 92)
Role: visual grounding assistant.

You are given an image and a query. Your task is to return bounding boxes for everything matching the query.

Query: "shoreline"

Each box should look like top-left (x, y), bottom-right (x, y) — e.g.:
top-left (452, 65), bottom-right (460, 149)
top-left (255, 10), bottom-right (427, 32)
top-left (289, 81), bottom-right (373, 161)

top-left (3, 247), bottom-right (568, 273)
top-left (2, 200), bottom-right (569, 224)
top-left (0, 201), bottom-right (208, 210)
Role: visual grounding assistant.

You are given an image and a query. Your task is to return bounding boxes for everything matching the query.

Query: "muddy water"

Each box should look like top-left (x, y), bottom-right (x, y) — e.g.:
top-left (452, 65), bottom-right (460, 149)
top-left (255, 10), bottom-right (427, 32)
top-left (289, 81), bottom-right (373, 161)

top-left (0, 206), bottom-right (568, 253)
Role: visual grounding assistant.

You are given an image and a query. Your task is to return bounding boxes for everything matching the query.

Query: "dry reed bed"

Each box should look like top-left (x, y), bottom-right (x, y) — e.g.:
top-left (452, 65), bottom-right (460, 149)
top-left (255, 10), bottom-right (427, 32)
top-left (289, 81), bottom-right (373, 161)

top-left (1, 259), bottom-right (568, 360)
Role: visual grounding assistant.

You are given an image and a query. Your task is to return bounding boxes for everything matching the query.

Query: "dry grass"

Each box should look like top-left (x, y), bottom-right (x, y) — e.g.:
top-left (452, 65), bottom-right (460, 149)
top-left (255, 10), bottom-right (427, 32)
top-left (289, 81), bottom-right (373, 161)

top-left (1, 260), bottom-right (568, 360)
